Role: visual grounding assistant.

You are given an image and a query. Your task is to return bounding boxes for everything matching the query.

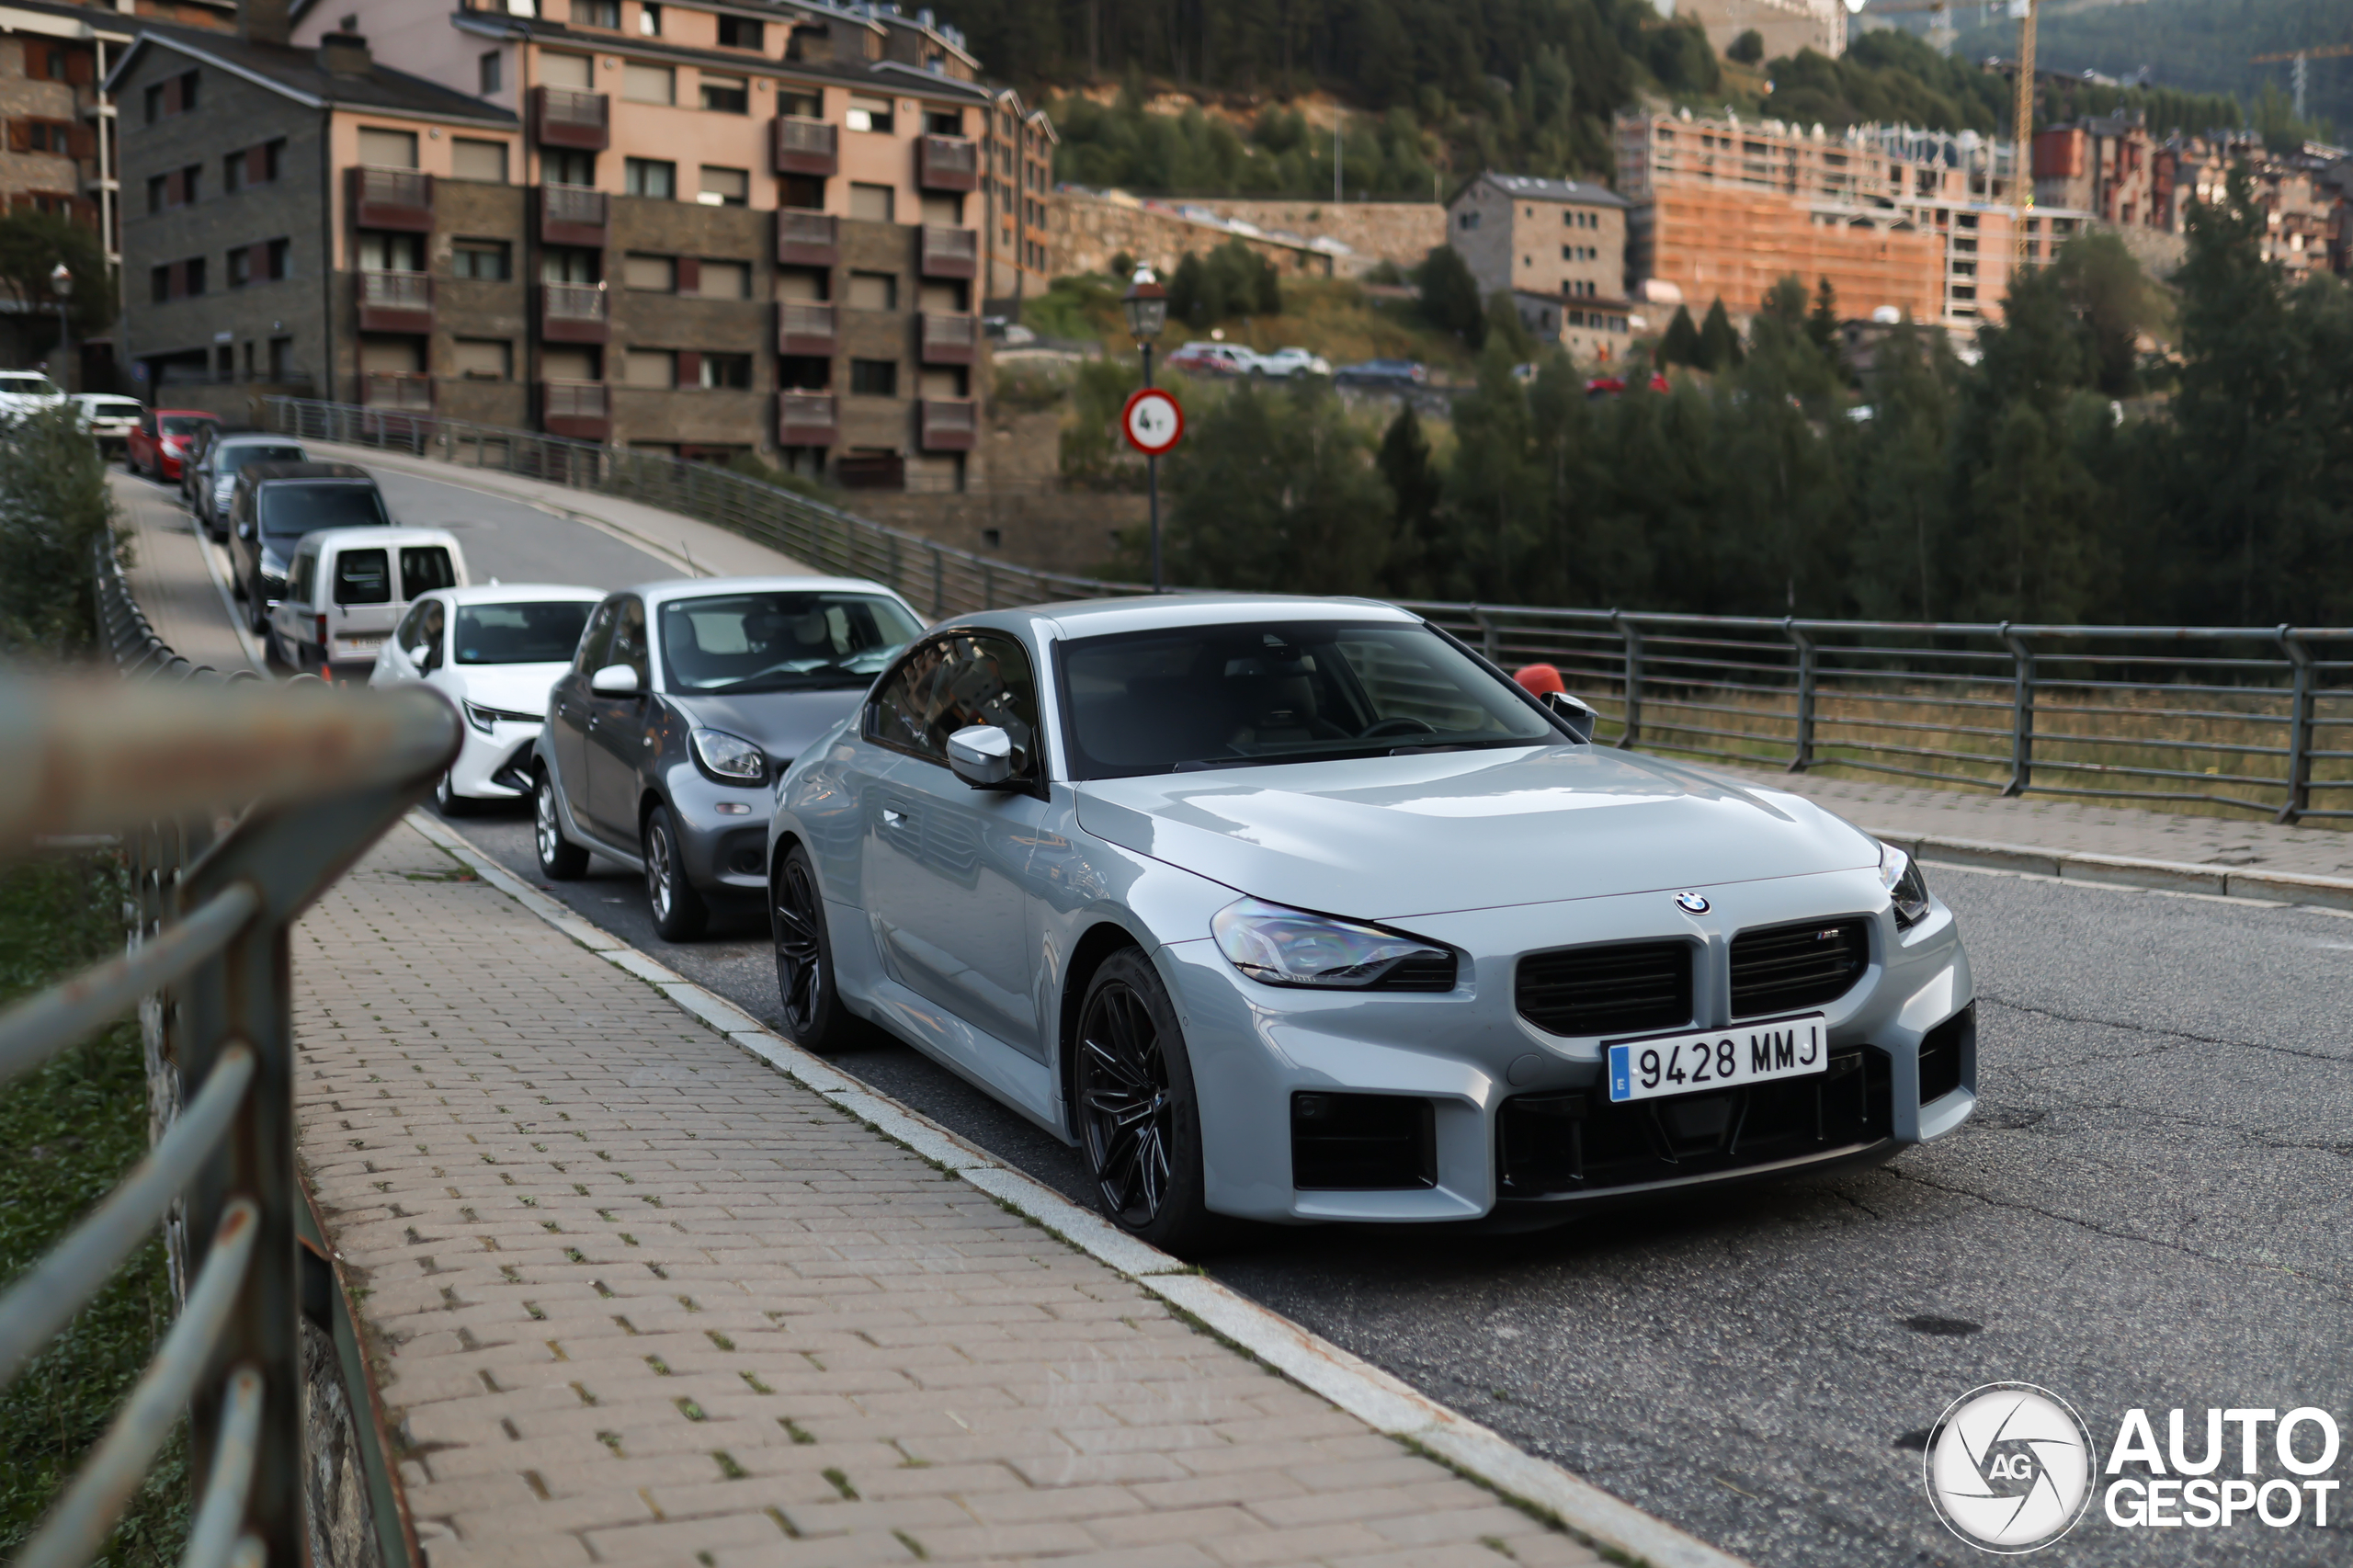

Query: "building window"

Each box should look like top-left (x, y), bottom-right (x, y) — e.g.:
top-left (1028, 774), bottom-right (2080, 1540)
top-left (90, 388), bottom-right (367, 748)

top-left (269, 337), bottom-right (292, 379)
top-left (544, 148), bottom-right (595, 187)
top-left (695, 258), bottom-right (750, 298)
top-left (574, 0), bottom-right (619, 26)
top-left (847, 182), bottom-right (892, 222)
top-left (622, 62), bottom-right (674, 105)
top-left (699, 352), bottom-right (752, 389)
top-left (698, 165), bottom-right (748, 207)
top-left (716, 15), bottom-right (761, 49)
top-left (452, 338), bottom-right (512, 380)
top-left (846, 271), bottom-right (896, 311)
top-left (479, 51), bottom-right (501, 94)
top-left (358, 232), bottom-right (426, 272)
top-left (358, 127), bottom-right (419, 168)
top-left (542, 246), bottom-right (600, 284)
top-left (779, 87), bottom-right (820, 119)
top-left (637, 1), bottom-right (661, 35)
top-left (452, 239), bottom-right (512, 279)
top-left (184, 256), bottom-right (206, 295)
top-left (624, 157), bottom-right (676, 199)
top-left (622, 347), bottom-right (675, 386)
top-left (846, 95), bottom-right (892, 134)
top-left (623, 253), bottom-right (676, 291)
top-left (926, 108), bottom-right (961, 135)
top-left (150, 264), bottom-right (168, 303)
top-left (145, 174), bottom-right (165, 214)
top-left (228, 247), bottom-right (251, 288)
top-left (1458, 210), bottom-right (1478, 230)
top-left (267, 238), bottom-right (291, 279)
top-left (452, 138), bottom-right (508, 183)
top-left (699, 74), bottom-right (748, 115)
top-left (779, 355), bottom-right (827, 389)
top-left (779, 174), bottom-right (824, 210)
top-left (848, 358), bottom-right (897, 395)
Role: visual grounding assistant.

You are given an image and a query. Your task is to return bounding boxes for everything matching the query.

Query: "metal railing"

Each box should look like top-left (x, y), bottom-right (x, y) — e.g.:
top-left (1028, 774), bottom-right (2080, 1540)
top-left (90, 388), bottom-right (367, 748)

top-left (358, 270), bottom-right (429, 311)
top-left (266, 396), bottom-right (1150, 618)
top-left (540, 182), bottom-right (608, 227)
top-left (540, 280), bottom-right (608, 322)
top-left (0, 551), bottom-right (457, 1568)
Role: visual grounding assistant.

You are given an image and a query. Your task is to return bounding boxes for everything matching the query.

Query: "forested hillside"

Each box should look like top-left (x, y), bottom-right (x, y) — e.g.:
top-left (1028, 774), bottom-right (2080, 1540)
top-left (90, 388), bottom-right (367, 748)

top-left (1775, 28), bottom-right (2241, 137)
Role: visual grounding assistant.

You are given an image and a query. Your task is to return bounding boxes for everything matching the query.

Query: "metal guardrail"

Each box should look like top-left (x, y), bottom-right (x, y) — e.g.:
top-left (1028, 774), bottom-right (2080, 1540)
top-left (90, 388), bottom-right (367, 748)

top-left (262, 397), bottom-right (2353, 824)
top-left (264, 396), bottom-right (1154, 619)
top-left (0, 550), bottom-right (458, 1568)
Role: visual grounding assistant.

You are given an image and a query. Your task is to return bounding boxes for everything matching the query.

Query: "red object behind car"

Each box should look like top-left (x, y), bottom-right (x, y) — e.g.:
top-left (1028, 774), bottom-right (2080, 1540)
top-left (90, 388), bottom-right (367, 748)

top-left (127, 409), bottom-right (220, 481)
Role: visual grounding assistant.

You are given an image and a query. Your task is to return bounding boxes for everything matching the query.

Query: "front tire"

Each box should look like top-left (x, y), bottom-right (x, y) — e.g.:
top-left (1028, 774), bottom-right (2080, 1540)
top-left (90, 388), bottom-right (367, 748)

top-left (771, 843), bottom-right (851, 1051)
top-left (642, 804), bottom-right (708, 941)
top-left (1074, 949), bottom-right (1221, 1254)
top-left (533, 766), bottom-right (588, 881)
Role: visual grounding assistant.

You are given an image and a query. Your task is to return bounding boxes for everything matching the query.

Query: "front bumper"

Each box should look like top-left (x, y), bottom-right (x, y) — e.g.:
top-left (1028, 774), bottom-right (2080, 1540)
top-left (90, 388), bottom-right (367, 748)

top-left (449, 721), bottom-right (542, 801)
top-left (657, 758), bottom-right (773, 901)
top-left (1158, 865), bottom-right (1974, 1225)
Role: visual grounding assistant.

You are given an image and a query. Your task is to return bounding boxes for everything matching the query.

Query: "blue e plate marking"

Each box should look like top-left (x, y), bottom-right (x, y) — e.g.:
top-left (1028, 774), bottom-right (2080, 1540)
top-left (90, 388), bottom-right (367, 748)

top-left (1608, 1043), bottom-right (1632, 1102)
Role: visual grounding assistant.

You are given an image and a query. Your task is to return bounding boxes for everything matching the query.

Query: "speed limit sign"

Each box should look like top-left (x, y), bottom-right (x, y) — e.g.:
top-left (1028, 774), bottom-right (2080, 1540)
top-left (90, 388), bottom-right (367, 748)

top-left (1121, 387), bottom-right (1184, 456)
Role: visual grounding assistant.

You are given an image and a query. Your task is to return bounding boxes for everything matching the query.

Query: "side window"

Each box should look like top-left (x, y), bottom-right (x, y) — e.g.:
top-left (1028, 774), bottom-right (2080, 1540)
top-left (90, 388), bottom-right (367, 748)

top-left (418, 601), bottom-right (448, 672)
top-left (609, 596), bottom-right (650, 683)
top-left (400, 546), bottom-right (458, 600)
top-left (290, 551), bottom-right (316, 607)
top-left (574, 600), bottom-right (618, 673)
top-left (394, 599), bottom-right (429, 653)
top-left (868, 631), bottom-right (1039, 767)
top-left (334, 548), bottom-right (392, 605)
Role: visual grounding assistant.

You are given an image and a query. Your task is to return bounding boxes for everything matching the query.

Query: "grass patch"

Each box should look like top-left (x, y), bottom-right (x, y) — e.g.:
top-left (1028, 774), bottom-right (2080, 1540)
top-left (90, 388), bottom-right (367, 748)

top-left (0, 852), bottom-right (188, 1563)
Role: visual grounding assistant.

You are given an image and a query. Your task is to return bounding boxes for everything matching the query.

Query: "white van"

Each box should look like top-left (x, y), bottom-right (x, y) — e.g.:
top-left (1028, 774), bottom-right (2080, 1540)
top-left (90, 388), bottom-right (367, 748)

top-left (269, 527), bottom-right (468, 681)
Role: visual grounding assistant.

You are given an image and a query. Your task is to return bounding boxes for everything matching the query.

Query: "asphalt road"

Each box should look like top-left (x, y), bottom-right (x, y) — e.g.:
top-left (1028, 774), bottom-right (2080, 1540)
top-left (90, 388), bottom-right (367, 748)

top-left (153, 460), bottom-right (2353, 1566)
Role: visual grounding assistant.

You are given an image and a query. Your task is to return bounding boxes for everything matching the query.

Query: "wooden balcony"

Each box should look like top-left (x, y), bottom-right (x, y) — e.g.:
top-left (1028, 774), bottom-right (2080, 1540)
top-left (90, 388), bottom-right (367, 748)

top-left (778, 392), bottom-right (837, 447)
top-left (540, 281), bottom-right (609, 345)
top-left (356, 269), bottom-right (432, 334)
top-left (776, 210), bottom-right (837, 267)
top-left (918, 312), bottom-right (977, 365)
top-left (915, 134), bottom-right (979, 192)
top-left (348, 166), bottom-right (432, 232)
top-left (539, 183), bottom-right (608, 246)
top-left (918, 398), bottom-right (977, 451)
top-left (361, 371), bottom-right (432, 410)
top-left (530, 85), bottom-right (609, 151)
top-left (777, 301), bottom-right (836, 356)
top-left (918, 224), bottom-right (976, 280)
top-left (541, 379), bottom-right (609, 441)
top-left (772, 116), bottom-right (837, 177)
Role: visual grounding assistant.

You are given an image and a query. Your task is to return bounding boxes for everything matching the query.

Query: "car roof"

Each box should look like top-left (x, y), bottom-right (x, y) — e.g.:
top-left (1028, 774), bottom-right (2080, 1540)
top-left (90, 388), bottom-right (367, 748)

top-left (290, 526), bottom-right (460, 553)
top-left (240, 461), bottom-right (373, 483)
top-left (212, 432), bottom-right (302, 447)
top-left (626, 575), bottom-right (913, 611)
top-left (423, 584), bottom-right (604, 605)
top-left (153, 408), bottom-right (221, 417)
top-left (968, 592), bottom-right (1422, 642)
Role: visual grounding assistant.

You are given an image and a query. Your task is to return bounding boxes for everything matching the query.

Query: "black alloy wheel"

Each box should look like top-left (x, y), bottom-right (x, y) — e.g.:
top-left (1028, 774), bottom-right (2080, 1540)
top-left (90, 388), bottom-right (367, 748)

top-left (642, 803), bottom-right (708, 941)
top-left (1074, 949), bottom-right (1219, 1252)
top-left (533, 767), bottom-right (588, 881)
top-left (771, 844), bottom-right (850, 1051)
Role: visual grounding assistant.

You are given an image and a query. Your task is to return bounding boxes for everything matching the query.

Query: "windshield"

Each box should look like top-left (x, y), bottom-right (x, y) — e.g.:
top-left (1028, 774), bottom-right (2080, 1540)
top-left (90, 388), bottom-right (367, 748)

top-left (221, 444), bottom-right (303, 472)
top-left (1058, 620), bottom-right (1557, 778)
top-left (457, 601), bottom-right (595, 665)
top-left (659, 591), bottom-right (923, 694)
top-left (0, 375), bottom-right (56, 393)
top-left (258, 483), bottom-right (389, 540)
top-left (159, 415), bottom-right (211, 436)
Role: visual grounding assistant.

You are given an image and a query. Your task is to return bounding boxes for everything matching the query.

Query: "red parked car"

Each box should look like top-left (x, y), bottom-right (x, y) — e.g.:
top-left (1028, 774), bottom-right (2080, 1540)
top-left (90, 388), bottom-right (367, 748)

top-left (1584, 373), bottom-right (1673, 400)
top-left (127, 408), bottom-right (220, 481)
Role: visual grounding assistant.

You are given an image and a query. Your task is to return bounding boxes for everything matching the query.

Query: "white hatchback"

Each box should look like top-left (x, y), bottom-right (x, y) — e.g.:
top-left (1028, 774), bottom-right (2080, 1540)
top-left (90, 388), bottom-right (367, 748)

top-left (370, 585), bottom-right (605, 812)
top-left (0, 370), bottom-right (68, 418)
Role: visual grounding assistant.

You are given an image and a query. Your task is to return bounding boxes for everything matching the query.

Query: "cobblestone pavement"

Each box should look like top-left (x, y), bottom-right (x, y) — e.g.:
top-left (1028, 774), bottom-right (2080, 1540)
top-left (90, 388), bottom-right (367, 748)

top-left (294, 822), bottom-right (1605, 1568)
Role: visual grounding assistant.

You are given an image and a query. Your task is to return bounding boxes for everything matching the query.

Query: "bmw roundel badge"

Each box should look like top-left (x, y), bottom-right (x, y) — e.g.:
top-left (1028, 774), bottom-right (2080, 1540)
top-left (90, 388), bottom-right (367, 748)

top-left (1675, 892), bottom-right (1711, 915)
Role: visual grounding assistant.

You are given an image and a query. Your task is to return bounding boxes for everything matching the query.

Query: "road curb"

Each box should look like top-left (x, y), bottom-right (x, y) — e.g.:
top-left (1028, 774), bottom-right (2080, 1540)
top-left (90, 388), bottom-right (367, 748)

top-left (401, 809), bottom-right (1749, 1568)
top-left (1870, 828), bottom-right (2353, 911)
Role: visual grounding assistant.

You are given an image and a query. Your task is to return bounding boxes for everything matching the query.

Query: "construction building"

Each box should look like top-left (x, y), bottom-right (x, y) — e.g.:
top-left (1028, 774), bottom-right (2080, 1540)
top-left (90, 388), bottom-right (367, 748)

top-left (1616, 107), bottom-right (2086, 332)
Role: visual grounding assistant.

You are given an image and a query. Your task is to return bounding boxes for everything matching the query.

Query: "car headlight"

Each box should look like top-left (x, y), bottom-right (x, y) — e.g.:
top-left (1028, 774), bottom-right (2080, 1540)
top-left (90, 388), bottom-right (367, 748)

top-left (689, 726), bottom-right (767, 783)
top-left (462, 700), bottom-right (540, 734)
top-left (1211, 896), bottom-right (1457, 991)
top-left (1880, 841), bottom-right (1931, 929)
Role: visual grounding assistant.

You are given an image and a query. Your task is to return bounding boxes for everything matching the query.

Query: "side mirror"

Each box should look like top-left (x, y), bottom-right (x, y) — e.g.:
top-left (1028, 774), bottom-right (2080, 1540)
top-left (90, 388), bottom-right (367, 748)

top-left (590, 663), bottom-right (642, 697)
top-left (235, 521), bottom-right (253, 540)
top-left (947, 724), bottom-right (1017, 789)
top-left (1543, 689), bottom-right (1598, 744)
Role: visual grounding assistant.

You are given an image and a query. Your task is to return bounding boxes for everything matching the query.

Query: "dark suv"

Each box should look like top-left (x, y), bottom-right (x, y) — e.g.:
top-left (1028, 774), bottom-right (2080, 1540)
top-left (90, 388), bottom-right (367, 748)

top-left (227, 461), bottom-right (392, 631)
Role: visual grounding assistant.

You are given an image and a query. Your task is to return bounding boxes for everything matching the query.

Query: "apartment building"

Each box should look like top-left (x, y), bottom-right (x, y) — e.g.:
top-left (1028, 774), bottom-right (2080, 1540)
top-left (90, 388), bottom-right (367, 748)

top-left (1447, 171), bottom-right (1633, 359)
top-left (114, 0), bottom-right (1047, 489)
top-left (1616, 108), bottom-right (2087, 332)
top-left (980, 82), bottom-right (1052, 303)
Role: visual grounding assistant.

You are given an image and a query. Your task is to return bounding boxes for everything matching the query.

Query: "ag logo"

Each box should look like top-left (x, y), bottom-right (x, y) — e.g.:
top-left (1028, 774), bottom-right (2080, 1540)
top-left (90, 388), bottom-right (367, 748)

top-left (1926, 1382), bottom-right (2097, 1553)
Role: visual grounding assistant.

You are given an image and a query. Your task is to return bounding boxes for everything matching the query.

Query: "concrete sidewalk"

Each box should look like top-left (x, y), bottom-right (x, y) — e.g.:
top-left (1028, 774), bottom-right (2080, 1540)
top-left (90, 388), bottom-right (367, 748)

top-left (294, 822), bottom-right (1615, 1568)
top-left (113, 471), bottom-right (257, 673)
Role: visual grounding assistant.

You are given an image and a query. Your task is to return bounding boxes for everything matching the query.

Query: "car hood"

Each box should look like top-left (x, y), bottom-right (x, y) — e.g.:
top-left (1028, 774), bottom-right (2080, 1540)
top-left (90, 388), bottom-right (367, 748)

top-left (669, 687), bottom-right (869, 768)
top-left (450, 663), bottom-right (571, 716)
top-left (1072, 745), bottom-right (1878, 922)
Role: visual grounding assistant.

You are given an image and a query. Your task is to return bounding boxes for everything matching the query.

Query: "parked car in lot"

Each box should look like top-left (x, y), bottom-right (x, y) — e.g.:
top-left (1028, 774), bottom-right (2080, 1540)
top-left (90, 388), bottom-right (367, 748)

top-left (370, 585), bottom-right (602, 813)
top-left (1163, 341), bottom-right (1262, 377)
top-left (762, 595), bottom-right (1975, 1250)
top-left (533, 576), bottom-right (926, 941)
top-left (1585, 373), bottom-right (1673, 399)
top-left (227, 461), bottom-right (392, 629)
top-left (188, 434), bottom-right (308, 541)
top-left (72, 393), bottom-right (142, 450)
top-left (127, 408), bottom-right (220, 480)
top-left (1334, 358), bottom-right (1429, 388)
top-left (267, 526), bottom-right (465, 678)
top-left (1255, 347), bottom-right (1333, 379)
top-left (0, 369), bottom-right (67, 418)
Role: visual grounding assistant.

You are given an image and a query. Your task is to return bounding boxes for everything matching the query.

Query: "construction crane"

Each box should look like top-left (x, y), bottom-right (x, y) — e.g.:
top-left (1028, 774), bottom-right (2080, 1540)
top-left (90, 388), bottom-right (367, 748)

top-left (1853, 0), bottom-right (2040, 269)
top-left (2248, 42), bottom-right (2353, 120)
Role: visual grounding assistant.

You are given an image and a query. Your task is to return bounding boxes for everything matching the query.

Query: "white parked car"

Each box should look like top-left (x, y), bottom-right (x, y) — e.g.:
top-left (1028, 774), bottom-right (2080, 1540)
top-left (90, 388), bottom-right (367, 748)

top-left (372, 585), bottom-right (605, 814)
top-left (269, 526), bottom-right (466, 683)
top-left (72, 393), bottom-right (142, 449)
top-left (0, 370), bottom-right (68, 418)
top-left (1256, 347), bottom-right (1333, 379)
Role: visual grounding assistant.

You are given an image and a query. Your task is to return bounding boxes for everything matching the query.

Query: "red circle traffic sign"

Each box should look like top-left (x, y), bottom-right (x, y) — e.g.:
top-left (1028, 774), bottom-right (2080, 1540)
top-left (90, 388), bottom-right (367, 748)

top-left (1121, 387), bottom-right (1184, 456)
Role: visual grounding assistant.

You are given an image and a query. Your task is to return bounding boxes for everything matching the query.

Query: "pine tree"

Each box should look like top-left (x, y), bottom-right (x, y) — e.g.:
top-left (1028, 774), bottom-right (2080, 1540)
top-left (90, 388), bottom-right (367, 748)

top-left (1698, 299), bottom-right (1744, 370)
top-left (1375, 404), bottom-right (1451, 598)
top-left (1806, 278), bottom-right (1841, 358)
top-left (1659, 305), bottom-right (1701, 368)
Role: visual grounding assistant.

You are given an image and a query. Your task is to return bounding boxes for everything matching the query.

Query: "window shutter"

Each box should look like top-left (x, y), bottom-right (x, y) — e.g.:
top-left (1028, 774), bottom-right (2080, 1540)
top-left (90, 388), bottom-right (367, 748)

top-left (64, 51), bottom-right (92, 85)
top-left (250, 243), bottom-right (271, 282)
top-left (6, 122), bottom-right (28, 154)
top-left (69, 124), bottom-right (95, 159)
top-left (167, 260), bottom-right (186, 299)
top-left (162, 75), bottom-right (180, 115)
top-left (674, 256), bottom-right (699, 295)
top-left (249, 144), bottom-right (268, 184)
top-left (674, 350), bottom-right (700, 388)
top-left (165, 167), bottom-right (183, 204)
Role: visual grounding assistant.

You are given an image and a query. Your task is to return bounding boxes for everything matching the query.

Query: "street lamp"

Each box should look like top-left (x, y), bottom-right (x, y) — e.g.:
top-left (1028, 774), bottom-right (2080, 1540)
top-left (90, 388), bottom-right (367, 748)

top-left (1121, 265), bottom-right (1168, 592)
top-left (48, 262), bottom-right (72, 395)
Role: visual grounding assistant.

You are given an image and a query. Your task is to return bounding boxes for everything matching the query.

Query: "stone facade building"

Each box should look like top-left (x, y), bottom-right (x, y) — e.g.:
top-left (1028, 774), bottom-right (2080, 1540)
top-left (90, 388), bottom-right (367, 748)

top-left (1446, 171), bottom-right (1633, 359)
